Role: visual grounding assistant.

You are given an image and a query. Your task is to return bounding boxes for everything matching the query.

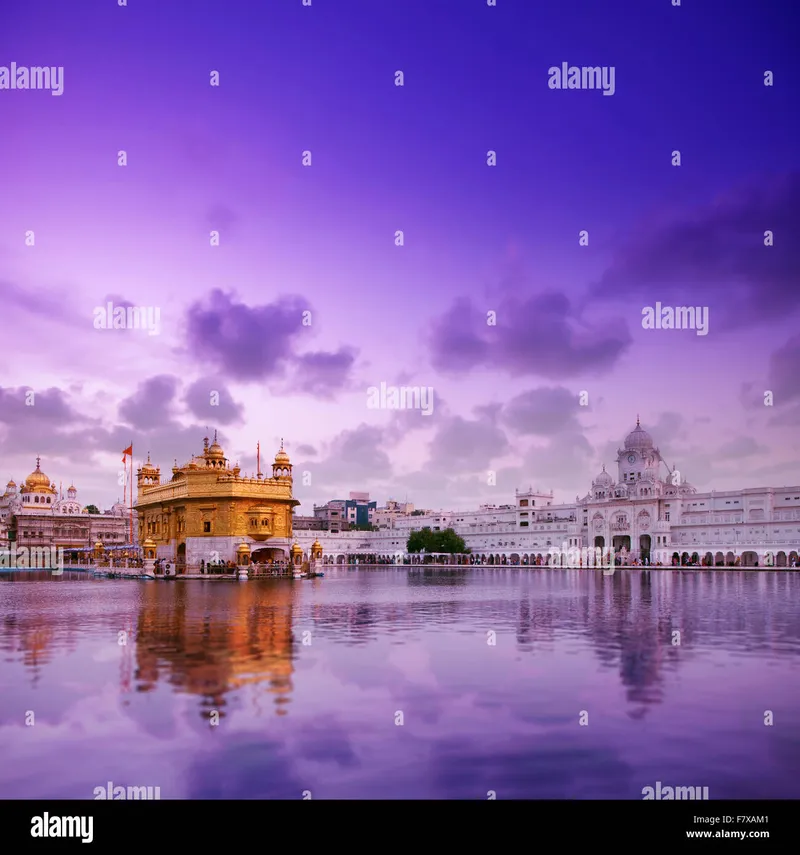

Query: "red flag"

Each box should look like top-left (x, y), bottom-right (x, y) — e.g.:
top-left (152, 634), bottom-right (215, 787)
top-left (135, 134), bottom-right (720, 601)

top-left (122, 444), bottom-right (133, 464)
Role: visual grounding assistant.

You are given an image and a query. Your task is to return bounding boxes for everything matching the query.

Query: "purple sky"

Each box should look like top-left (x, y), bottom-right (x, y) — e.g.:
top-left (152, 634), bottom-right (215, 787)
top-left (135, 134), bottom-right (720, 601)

top-left (1, 0), bottom-right (799, 513)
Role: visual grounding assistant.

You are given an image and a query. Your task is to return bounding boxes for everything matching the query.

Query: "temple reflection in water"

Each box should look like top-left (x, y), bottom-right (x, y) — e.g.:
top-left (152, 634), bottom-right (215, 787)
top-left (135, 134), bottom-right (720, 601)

top-left (133, 580), bottom-right (296, 718)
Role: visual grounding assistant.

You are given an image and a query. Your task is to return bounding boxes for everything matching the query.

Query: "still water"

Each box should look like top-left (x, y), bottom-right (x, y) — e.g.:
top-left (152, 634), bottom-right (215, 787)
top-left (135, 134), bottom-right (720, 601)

top-left (1, 568), bottom-right (799, 800)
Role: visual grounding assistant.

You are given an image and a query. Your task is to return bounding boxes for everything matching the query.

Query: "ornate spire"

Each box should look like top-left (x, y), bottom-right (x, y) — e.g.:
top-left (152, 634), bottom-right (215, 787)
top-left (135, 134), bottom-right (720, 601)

top-left (35, 455), bottom-right (41, 470)
top-left (214, 429), bottom-right (218, 442)
top-left (280, 437), bottom-right (284, 451)
top-left (636, 414), bottom-right (640, 426)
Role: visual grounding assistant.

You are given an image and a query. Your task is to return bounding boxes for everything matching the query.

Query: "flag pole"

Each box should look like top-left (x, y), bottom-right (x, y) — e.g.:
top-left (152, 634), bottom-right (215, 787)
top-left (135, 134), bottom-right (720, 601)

top-left (129, 445), bottom-right (133, 547)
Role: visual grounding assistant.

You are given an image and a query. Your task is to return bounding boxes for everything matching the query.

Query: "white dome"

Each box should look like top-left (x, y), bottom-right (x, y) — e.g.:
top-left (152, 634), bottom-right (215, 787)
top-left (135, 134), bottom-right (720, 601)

top-left (594, 466), bottom-right (613, 486)
top-left (624, 418), bottom-right (653, 451)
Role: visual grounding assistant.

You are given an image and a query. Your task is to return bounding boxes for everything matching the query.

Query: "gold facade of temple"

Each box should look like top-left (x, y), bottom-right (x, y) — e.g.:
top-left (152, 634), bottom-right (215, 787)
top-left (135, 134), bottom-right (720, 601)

top-left (135, 433), bottom-right (299, 570)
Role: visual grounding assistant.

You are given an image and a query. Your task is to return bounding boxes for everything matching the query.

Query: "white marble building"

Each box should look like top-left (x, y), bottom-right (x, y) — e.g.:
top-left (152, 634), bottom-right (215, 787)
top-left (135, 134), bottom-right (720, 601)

top-left (0, 458), bottom-right (134, 552)
top-left (294, 420), bottom-right (800, 568)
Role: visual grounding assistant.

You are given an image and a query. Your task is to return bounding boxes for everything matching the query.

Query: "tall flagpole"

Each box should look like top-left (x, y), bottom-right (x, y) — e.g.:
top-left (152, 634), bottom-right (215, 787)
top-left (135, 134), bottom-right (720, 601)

top-left (129, 445), bottom-right (133, 547)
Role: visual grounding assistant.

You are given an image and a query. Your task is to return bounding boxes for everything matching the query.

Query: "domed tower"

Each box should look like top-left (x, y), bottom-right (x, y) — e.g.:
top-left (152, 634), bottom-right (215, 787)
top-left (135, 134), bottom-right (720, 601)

top-left (273, 440), bottom-right (292, 480)
top-left (20, 457), bottom-right (57, 510)
top-left (137, 453), bottom-right (160, 487)
top-left (617, 417), bottom-right (655, 484)
top-left (591, 464), bottom-right (614, 499)
top-left (54, 481), bottom-right (82, 515)
top-left (204, 430), bottom-right (228, 469)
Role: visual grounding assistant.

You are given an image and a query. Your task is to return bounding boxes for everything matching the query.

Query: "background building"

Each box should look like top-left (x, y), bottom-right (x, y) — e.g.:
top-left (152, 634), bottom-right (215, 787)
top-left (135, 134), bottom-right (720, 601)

top-left (292, 420), bottom-right (800, 568)
top-left (1, 458), bottom-right (134, 555)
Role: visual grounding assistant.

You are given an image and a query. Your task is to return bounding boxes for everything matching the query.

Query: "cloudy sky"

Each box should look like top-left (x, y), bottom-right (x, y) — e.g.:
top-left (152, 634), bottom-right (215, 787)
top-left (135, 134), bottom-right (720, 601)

top-left (1, 0), bottom-right (798, 514)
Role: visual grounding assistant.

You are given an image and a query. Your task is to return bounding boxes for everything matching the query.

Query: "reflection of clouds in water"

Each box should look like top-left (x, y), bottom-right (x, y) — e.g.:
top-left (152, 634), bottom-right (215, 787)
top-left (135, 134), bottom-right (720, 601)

top-left (429, 736), bottom-right (635, 800)
top-left (0, 683), bottom-right (188, 798)
top-left (386, 643), bottom-right (439, 689)
top-left (186, 735), bottom-right (305, 799)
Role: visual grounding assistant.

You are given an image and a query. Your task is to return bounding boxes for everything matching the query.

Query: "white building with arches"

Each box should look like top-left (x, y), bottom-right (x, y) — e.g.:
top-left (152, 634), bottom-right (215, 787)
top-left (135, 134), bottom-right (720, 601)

top-left (293, 420), bottom-right (800, 568)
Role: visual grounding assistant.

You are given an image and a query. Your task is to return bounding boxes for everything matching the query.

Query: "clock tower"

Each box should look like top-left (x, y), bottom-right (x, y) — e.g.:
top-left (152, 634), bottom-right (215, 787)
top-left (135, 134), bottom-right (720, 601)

top-left (616, 416), bottom-right (657, 486)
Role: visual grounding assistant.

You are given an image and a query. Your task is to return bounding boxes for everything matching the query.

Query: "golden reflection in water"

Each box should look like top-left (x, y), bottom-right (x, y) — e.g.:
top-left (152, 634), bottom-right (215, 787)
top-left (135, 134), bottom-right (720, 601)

top-left (134, 581), bottom-right (296, 718)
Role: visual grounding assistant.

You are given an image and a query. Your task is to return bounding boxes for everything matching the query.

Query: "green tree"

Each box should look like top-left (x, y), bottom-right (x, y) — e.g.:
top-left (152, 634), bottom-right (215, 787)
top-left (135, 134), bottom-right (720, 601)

top-left (84, 504), bottom-right (100, 515)
top-left (407, 527), bottom-right (466, 554)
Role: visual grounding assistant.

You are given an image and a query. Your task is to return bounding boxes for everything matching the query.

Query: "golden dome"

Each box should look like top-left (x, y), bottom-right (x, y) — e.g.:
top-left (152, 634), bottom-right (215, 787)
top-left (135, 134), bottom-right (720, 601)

top-left (205, 430), bottom-right (225, 459)
top-left (7, 479), bottom-right (16, 487)
top-left (142, 537), bottom-right (156, 549)
top-left (290, 543), bottom-right (303, 556)
top-left (236, 542), bottom-right (251, 553)
top-left (140, 453), bottom-right (157, 472)
top-left (274, 439), bottom-right (290, 465)
top-left (24, 457), bottom-right (54, 491)
top-left (311, 539), bottom-right (322, 549)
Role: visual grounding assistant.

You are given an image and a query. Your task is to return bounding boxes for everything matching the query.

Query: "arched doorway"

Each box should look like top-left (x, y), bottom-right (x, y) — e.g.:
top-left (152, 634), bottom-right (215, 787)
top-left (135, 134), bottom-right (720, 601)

top-left (741, 551), bottom-right (758, 566)
top-left (594, 536), bottom-right (605, 549)
top-left (612, 535), bottom-right (630, 553)
top-left (776, 551), bottom-right (787, 567)
top-left (639, 535), bottom-right (651, 562)
top-left (177, 542), bottom-right (186, 572)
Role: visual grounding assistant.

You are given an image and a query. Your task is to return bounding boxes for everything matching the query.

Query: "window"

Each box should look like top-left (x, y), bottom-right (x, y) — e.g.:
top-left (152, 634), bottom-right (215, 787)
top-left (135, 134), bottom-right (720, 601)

top-left (520, 499), bottom-right (528, 507)
top-left (203, 521), bottom-right (211, 533)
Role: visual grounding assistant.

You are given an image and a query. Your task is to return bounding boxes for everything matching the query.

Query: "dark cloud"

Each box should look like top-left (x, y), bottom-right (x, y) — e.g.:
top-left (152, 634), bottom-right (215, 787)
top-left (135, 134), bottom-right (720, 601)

top-left (428, 293), bottom-right (630, 379)
top-left (716, 436), bottom-right (768, 460)
top-left (517, 429), bottom-right (595, 493)
top-left (590, 172), bottom-right (800, 329)
top-left (295, 444), bottom-right (317, 457)
top-left (766, 333), bottom-right (800, 404)
top-left (0, 386), bottom-right (120, 479)
top-left (184, 289), bottom-right (356, 393)
top-left (184, 377), bottom-right (244, 425)
top-left (0, 278), bottom-right (80, 324)
top-left (292, 425), bottom-right (393, 505)
top-left (502, 387), bottom-right (582, 436)
top-left (293, 348), bottom-right (357, 397)
top-left (384, 395), bottom-right (448, 444)
top-left (0, 386), bottom-right (82, 426)
top-left (185, 290), bottom-right (308, 381)
top-left (427, 411), bottom-right (510, 473)
top-left (118, 375), bottom-right (180, 430)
